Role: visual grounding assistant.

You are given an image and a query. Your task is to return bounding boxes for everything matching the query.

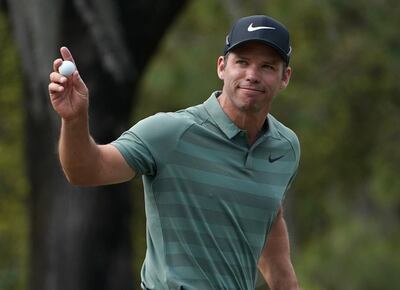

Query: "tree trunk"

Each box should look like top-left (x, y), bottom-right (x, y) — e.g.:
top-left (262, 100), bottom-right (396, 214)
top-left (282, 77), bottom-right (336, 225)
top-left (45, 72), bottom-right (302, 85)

top-left (3, 0), bottom-right (187, 289)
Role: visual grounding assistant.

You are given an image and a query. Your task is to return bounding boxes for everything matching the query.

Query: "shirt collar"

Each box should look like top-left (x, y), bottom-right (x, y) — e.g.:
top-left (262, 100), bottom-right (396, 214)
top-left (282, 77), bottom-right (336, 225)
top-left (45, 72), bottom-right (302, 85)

top-left (264, 113), bottom-right (281, 140)
top-left (203, 91), bottom-right (281, 140)
top-left (204, 91), bottom-right (241, 139)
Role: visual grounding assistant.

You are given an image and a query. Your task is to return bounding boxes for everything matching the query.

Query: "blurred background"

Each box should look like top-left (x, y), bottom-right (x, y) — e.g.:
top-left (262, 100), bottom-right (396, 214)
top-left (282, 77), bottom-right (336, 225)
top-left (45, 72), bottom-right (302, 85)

top-left (1, 0), bottom-right (399, 289)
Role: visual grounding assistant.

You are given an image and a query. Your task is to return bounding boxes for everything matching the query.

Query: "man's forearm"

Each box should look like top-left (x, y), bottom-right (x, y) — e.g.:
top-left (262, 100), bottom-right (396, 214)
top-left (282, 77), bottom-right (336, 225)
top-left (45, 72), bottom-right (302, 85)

top-left (59, 115), bottom-right (100, 185)
top-left (258, 208), bottom-right (300, 290)
top-left (260, 256), bottom-right (299, 290)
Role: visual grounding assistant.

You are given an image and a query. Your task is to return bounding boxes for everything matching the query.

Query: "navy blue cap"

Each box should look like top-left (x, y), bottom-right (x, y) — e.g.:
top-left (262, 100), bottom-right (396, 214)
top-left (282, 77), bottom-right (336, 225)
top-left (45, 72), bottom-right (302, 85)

top-left (224, 15), bottom-right (292, 65)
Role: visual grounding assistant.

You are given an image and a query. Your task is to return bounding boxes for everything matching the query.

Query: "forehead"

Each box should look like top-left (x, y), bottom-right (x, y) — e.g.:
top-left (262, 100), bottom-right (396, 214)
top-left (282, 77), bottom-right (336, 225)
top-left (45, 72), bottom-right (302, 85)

top-left (228, 42), bottom-right (282, 63)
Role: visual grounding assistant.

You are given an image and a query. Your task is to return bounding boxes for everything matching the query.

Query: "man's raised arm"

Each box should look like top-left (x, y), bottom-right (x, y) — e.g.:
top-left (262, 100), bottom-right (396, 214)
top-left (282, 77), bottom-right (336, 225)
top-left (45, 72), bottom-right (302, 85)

top-left (48, 46), bottom-right (135, 186)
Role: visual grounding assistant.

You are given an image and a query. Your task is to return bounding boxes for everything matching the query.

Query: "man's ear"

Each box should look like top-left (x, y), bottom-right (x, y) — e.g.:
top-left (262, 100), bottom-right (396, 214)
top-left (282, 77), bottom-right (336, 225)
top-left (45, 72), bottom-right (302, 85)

top-left (217, 56), bottom-right (225, 80)
top-left (280, 66), bottom-right (292, 90)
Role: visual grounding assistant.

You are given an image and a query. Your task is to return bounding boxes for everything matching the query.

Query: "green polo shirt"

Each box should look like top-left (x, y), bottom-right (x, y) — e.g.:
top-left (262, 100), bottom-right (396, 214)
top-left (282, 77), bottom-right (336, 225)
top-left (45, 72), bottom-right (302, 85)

top-left (111, 91), bottom-right (300, 290)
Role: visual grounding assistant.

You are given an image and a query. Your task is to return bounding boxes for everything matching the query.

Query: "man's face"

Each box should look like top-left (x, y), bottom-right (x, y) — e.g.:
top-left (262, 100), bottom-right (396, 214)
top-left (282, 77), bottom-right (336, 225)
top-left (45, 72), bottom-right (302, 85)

top-left (217, 42), bottom-right (291, 115)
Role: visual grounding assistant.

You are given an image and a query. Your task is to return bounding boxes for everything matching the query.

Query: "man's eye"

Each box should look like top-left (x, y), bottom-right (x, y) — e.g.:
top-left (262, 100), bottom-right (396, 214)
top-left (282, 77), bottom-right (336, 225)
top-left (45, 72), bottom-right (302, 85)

top-left (263, 64), bottom-right (275, 70)
top-left (236, 60), bottom-right (247, 65)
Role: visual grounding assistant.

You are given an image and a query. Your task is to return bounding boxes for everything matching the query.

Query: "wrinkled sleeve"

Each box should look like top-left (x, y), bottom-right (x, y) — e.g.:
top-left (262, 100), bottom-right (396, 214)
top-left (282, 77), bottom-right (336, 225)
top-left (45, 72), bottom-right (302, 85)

top-left (111, 114), bottom-right (166, 176)
top-left (111, 112), bottom-right (186, 176)
top-left (111, 128), bottom-right (156, 176)
top-left (282, 132), bottom-right (301, 201)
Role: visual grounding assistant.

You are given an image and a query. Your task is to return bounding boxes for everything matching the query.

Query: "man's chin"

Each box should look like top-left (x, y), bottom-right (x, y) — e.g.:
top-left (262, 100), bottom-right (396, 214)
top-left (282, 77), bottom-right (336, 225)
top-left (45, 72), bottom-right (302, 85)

top-left (237, 101), bottom-right (263, 113)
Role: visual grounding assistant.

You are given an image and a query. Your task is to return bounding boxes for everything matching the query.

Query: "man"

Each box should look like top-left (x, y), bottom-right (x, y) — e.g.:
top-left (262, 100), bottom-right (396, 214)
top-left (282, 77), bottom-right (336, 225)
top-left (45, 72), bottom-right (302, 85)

top-left (49, 15), bottom-right (300, 290)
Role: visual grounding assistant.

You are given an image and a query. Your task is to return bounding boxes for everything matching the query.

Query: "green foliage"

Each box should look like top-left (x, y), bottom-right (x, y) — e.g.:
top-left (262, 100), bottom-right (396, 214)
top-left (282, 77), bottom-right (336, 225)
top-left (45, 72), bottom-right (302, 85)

top-left (298, 218), bottom-right (400, 290)
top-left (273, 1), bottom-right (400, 289)
top-left (0, 10), bottom-right (28, 290)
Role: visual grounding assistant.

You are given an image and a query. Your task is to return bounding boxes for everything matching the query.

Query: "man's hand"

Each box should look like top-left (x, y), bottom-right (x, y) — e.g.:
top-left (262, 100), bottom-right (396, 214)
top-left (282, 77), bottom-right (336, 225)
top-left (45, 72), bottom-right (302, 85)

top-left (48, 46), bottom-right (89, 121)
top-left (48, 47), bottom-right (135, 187)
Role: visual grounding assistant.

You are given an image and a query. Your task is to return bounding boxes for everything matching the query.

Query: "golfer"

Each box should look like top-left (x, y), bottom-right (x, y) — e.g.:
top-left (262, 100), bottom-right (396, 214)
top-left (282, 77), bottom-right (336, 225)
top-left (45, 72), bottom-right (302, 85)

top-left (49, 15), bottom-right (300, 290)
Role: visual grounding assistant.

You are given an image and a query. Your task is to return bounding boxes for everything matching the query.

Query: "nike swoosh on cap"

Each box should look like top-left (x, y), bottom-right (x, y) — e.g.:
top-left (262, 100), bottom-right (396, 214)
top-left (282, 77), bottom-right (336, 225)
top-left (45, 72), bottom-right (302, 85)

top-left (247, 23), bottom-right (276, 32)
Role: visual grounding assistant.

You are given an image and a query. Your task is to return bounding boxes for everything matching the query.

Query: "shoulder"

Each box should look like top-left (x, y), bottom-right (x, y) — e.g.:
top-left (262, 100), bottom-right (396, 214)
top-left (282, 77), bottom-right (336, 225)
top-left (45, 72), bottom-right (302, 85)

top-left (127, 105), bottom-right (205, 147)
top-left (269, 114), bottom-right (300, 158)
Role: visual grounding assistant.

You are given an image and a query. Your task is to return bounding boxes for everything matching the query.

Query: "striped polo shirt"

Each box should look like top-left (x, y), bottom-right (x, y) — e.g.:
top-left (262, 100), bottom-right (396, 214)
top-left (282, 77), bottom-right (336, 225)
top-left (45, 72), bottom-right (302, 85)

top-left (111, 91), bottom-right (300, 290)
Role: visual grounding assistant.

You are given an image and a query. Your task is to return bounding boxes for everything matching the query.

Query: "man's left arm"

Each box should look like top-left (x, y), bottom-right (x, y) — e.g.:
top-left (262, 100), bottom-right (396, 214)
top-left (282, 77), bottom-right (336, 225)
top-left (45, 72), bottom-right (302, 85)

top-left (258, 206), bottom-right (300, 290)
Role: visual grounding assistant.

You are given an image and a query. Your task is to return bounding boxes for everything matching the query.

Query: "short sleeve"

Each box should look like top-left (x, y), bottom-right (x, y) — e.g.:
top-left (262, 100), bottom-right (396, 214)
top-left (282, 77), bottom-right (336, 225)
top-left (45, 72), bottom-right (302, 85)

top-left (111, 112), bottom-right (193, 176)
top-left (111, 129), bottom-right (156, 176)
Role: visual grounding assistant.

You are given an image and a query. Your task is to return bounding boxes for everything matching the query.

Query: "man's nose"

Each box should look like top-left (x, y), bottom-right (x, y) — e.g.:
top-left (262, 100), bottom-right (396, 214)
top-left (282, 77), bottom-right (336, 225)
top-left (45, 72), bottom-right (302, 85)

top-left (245, 66), bottom-right (260, 83)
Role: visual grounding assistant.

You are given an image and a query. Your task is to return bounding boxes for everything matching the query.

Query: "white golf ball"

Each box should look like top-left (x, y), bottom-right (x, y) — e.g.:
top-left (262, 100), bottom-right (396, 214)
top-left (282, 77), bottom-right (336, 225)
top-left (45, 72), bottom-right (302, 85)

top-left (58, 60), bottom-right (76, 77)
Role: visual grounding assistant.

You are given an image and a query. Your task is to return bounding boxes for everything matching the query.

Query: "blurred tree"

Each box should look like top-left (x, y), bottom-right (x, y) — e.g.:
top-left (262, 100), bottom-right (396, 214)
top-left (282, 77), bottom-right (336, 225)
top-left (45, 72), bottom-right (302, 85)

top-left (1, 1), bottom-right (187, 290)
top-left (0, 10), bottom-right (28, 290)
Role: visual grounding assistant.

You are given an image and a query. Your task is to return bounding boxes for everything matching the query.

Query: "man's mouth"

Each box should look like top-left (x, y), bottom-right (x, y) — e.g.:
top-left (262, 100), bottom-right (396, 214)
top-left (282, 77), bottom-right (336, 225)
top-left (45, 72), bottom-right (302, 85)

top-left (238, 85), bottom-right (264, 93)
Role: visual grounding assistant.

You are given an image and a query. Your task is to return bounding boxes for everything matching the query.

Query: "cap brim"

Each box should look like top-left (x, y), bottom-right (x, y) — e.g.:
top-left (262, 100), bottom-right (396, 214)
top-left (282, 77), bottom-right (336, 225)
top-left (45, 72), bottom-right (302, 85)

top-left (225, 39), bottom-right (290, 64)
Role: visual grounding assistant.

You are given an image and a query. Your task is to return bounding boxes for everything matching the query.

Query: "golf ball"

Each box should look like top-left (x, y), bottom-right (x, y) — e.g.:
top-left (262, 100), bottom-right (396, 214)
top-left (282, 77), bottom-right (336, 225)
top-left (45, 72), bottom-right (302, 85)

top-left (58, 60), bottom-right (76, 77)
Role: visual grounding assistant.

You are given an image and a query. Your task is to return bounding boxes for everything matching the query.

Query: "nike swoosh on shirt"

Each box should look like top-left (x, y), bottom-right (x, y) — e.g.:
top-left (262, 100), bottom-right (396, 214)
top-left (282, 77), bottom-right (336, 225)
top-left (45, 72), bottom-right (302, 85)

top-left (268, 154), bottom-right (285, 163)
top-left (247, 23), bottom-right (276, 32)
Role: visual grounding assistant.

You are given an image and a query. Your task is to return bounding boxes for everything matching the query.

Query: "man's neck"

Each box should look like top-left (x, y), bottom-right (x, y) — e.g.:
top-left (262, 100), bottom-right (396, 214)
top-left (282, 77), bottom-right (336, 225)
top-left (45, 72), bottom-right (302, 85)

top-left (232, 113), bottom-right (265, 142)
top-left (217, 94), bottom-right (269, 145)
